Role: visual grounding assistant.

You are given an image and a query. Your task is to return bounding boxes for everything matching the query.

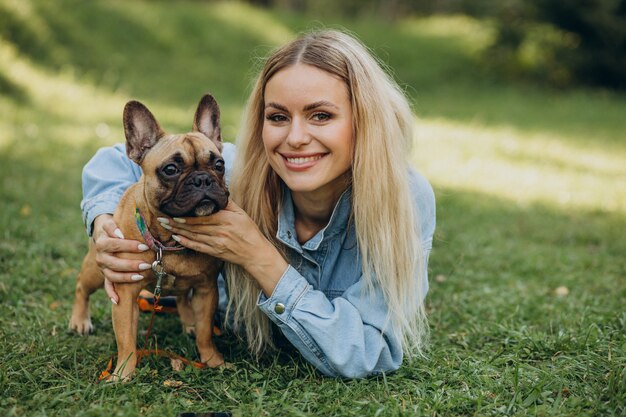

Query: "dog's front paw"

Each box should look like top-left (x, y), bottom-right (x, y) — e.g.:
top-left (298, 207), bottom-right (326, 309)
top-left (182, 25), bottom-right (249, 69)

top-left (201, 350), bottom-right (225, 368)
top-left (69, 315), bottom-right (93, 335)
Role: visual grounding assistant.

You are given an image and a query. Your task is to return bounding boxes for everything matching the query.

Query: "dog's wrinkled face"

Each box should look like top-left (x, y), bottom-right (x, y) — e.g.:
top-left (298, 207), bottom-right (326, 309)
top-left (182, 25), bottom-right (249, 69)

top-left (123, 94), bottom-right (229, 217)
top-left (144, 133), bottom-right (228, 217)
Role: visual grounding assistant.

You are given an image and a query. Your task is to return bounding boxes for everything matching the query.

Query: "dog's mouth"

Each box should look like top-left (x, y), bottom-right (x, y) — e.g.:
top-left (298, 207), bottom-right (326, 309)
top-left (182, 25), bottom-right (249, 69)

top-left (194, 199), bottom-right (218, 217)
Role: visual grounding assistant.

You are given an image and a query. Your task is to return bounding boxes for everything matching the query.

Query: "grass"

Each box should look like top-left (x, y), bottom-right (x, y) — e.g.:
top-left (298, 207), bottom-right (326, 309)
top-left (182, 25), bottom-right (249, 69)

top-left (1, 0), bottom-right (625, 416)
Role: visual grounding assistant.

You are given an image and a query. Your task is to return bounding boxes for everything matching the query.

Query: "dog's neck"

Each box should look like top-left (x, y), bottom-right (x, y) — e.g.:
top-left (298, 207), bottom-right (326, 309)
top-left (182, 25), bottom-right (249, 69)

top-left (133, 194), bottom-right (183, 251)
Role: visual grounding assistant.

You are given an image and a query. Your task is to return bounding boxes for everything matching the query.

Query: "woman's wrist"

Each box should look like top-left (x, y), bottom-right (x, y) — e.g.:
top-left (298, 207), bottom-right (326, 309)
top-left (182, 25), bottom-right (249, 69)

top-left (243, 243), bottom-right (289, 297)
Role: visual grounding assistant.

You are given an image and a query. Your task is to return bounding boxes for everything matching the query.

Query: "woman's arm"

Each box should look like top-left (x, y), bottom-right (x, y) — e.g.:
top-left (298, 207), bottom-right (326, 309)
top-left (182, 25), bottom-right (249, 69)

top-left (257, 267), bottom-right (405, 378)
top-left (81, 143), bottom-right (142, 235)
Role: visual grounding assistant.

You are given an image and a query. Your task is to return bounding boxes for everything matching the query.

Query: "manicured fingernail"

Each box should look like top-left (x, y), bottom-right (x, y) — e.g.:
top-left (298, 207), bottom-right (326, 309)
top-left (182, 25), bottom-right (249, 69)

top-left (138, 263), bottom-right (151, 270)
top-left (114, 228), bottom-right (125, 239)
top-left (160, 222), bottom-right (172, 230)
top-left (110, 298), bottom-right (118, 305)
top-left (172, 235), bottom-right (181, 242)
top-left (131, 274), bottom-right (144, 281)
top-left (173, 218), bottom-right (186, 223)
top-left (138, 244), bottom-right (149, 251)
top-left (157, 217), bottom-right (169, 224)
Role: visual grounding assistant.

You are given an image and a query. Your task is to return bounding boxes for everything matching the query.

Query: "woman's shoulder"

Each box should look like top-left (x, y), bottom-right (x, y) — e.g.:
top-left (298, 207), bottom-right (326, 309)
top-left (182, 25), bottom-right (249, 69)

top-left (222, 142), bottom-right (236, 186)
top-left (408, 167), bottom-right (436, 243)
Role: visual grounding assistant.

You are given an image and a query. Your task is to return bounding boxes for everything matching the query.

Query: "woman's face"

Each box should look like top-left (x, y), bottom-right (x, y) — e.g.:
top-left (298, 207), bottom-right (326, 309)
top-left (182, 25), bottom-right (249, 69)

top-left (262, 63), bottom-right (354, 200)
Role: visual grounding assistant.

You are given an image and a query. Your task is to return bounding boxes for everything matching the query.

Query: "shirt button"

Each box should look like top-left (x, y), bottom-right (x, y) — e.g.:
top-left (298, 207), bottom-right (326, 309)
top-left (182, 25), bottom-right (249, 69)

top-left (274, 303), bottom-right (286, 314)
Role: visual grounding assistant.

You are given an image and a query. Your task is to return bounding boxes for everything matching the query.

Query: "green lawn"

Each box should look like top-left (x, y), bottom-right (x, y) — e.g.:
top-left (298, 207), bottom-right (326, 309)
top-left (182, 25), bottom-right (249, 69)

top-left (1, 1), bottom-right (624, 416)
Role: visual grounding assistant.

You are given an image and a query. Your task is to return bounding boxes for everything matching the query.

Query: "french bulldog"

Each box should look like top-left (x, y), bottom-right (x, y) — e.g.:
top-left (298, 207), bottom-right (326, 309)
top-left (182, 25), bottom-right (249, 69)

top-left (69, 94), bottom-right (229, 380)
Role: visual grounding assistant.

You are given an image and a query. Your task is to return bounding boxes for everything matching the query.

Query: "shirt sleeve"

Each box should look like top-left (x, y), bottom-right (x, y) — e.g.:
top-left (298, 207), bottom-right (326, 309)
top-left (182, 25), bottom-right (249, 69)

top-left (409, 168), bottom-right (437, 296)
top-left (80, 143), bottom-right (142, 236)
top-left (257, 266), bottom-right (403, 378)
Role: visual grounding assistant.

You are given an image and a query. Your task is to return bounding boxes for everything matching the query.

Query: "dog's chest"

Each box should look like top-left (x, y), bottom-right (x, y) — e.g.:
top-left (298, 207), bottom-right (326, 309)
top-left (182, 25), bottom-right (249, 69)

top-left (145, 272), bottom-right (186, 295)
top-left (144, 254), bottom-right (221, 296)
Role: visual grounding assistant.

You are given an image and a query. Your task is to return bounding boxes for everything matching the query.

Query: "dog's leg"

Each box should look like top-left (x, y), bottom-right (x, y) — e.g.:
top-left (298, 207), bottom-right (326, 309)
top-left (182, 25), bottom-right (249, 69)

top-left (111, 282), bottom-right (143, 381)
top-left (177, 291), bottom-right (196, 335)
top-left (191, 281), bottom-right (224, 367)
top-left (69, 250), bottom-right (103, 335)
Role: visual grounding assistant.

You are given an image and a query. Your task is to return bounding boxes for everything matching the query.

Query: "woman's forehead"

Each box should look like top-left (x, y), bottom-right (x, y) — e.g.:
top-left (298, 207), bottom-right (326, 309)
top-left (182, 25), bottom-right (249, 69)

top-left (264, 64), bottom-right (348, 102)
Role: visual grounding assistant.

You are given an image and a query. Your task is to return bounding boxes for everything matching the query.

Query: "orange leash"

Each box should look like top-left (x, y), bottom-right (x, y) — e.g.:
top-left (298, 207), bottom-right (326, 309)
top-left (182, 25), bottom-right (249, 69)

top-left (97, 294), bottom-right (212, 382)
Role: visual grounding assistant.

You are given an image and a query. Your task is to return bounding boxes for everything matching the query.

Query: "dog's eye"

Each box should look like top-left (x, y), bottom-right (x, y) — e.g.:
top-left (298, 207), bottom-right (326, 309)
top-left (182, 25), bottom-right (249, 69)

top-left (215, 159), bottom-right (225, 173)
top-left (162, 164), bottom-right (180, 176)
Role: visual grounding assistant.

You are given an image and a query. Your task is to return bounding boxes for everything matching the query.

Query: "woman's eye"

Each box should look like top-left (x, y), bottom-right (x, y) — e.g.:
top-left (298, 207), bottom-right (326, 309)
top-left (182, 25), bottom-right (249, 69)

top-left (266, 113), bottom-right (288, 123)
top-left (162, 164), bottom-right (180, 176)
top-left (312, 112), bottom-right (331, 122)
top-left (215, 159), bottom-right (225, 172)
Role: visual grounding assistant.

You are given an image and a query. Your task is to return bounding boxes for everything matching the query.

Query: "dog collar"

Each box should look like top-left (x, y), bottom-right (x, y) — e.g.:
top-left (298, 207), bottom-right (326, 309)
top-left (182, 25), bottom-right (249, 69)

top-left (134, 206), bottom-right (185, 252)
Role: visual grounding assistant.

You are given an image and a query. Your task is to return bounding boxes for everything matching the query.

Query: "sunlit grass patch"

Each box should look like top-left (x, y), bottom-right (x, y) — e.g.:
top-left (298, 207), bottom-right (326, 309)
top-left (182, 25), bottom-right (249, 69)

top-left (413, 117), bottom-right (626, 213)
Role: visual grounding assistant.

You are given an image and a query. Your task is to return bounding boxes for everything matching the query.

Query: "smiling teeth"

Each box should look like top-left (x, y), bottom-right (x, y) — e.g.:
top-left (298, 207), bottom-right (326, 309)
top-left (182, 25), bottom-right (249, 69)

top-left (286, 155), bottom-right (322, 164)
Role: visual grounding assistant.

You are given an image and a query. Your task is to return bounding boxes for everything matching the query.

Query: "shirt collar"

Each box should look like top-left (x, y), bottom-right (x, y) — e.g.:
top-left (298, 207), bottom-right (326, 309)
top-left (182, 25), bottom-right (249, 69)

top-left (276, 184), bottom-right (353, 252)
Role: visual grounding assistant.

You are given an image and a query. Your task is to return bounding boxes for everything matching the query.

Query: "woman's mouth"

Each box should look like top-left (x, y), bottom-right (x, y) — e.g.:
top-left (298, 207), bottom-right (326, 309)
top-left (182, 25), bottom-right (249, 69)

top-left (281, 153), bottom-right (327, 170)
top-left (285, 154), bottom-right (323, 164)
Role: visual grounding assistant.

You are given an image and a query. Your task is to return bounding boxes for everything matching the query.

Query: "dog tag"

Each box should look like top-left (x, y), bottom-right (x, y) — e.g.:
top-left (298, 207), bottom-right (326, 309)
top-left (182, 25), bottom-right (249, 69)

top-left (152, 254), bottom-right (166, 297)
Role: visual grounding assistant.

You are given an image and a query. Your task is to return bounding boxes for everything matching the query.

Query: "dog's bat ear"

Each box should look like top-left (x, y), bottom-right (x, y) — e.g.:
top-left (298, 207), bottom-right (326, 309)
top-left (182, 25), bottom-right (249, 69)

top-left (193, 94), bottom-right (222, 152)
top-left (123, 100), bottom-right (165, 164)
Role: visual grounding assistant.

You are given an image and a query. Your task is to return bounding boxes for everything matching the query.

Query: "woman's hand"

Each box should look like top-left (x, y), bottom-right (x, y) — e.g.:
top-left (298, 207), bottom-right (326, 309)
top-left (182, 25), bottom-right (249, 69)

top-left (158, 200), bottom-right (288, 296)
top-left (91, 214), bottom-right (151, 303)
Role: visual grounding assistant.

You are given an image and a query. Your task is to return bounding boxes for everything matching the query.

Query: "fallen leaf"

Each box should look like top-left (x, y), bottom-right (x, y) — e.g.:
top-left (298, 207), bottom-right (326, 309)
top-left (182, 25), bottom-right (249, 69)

top-left (435, 274), bottom-right (447, 283)
top-left (163, 379), bottom-right (183, 388)
top-left (170, 358), bottom-right (185, 372)
top-left (20, 205), bottom-right (31, 217)
top-left (49, 301), bottom-right (60, 310)
top-left (554, 286), bottom-right (569, 296)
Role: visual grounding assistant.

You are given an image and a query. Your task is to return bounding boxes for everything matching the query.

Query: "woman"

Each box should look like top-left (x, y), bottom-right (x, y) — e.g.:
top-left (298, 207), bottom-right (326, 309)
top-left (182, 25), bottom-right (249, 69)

top-left (82, 29), bottom-right (436, 378)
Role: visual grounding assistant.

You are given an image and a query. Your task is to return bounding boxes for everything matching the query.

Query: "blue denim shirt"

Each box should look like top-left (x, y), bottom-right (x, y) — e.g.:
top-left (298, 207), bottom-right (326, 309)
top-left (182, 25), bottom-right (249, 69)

top-left (81, 142), bottom-right (436, 378)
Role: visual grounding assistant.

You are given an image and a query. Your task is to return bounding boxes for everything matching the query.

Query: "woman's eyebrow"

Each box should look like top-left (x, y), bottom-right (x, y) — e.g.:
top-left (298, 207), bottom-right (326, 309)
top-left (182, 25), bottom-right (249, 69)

top-left (303, 100), bottom-right (338, 111)
top-left (265, 102), bottom-right (288, 111)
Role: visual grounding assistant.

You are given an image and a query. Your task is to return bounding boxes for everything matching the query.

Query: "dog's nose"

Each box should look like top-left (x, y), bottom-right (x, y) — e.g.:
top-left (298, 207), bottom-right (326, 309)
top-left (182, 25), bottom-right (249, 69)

top-left (188, 173), bottom-right (213, 189)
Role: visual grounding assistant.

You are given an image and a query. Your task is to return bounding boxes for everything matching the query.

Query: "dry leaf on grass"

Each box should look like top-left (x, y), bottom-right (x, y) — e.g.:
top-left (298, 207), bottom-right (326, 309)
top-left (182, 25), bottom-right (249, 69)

top-left (20, 205), bottom-right (31, 217)
top-left (554, 286), bottom-right (569, 296)
top-left (170, 358), bottom-right (185, 372)
top-left (163, 379), bottom-right (184, 388)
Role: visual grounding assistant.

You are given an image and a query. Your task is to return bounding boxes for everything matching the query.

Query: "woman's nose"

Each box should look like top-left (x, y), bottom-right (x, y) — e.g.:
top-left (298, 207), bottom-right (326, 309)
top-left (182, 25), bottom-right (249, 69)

top-left (285, 117), bottom-right (311, 148)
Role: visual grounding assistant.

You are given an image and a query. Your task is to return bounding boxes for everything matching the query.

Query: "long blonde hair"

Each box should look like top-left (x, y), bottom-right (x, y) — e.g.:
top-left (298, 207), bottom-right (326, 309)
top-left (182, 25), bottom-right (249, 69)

top-left (225, 29), bottom-right (427, 358)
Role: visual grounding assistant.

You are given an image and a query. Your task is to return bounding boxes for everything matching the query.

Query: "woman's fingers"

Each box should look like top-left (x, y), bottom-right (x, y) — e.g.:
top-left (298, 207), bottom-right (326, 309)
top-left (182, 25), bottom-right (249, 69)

top-left (94, 235), bottom-right (149, 253)
top-left (95, 251), bottom-right (151, 273)
top-left (99, 216), bottom-right (124, 239)
top-left (104, 278), bottom-right (119, 304)
top-left (103, 268), bottom-right (146, 283)
top-left (171, 233), bottom-right (226, 257)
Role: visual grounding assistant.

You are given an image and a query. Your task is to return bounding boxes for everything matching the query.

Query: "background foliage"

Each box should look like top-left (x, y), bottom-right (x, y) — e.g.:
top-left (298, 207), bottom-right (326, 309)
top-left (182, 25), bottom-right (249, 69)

top-left (0, 0), bottom-right (625, 416)
top-left (246, 0), bottom-right (626, 89)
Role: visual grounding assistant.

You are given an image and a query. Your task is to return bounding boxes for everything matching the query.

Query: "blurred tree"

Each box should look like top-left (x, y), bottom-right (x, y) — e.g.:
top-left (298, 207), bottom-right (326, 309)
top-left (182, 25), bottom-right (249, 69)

top-left (536, 0), bottom-right (626, 89)
top-left (243, 0), bottom-right (625, 89)
top-left (485, 0), bottom-right (626, 89)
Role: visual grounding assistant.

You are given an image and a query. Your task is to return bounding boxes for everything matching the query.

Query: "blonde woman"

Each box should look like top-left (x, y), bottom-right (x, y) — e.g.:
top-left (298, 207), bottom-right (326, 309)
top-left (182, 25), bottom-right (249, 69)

top-left (82, 30), bottom-right (436, 378)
